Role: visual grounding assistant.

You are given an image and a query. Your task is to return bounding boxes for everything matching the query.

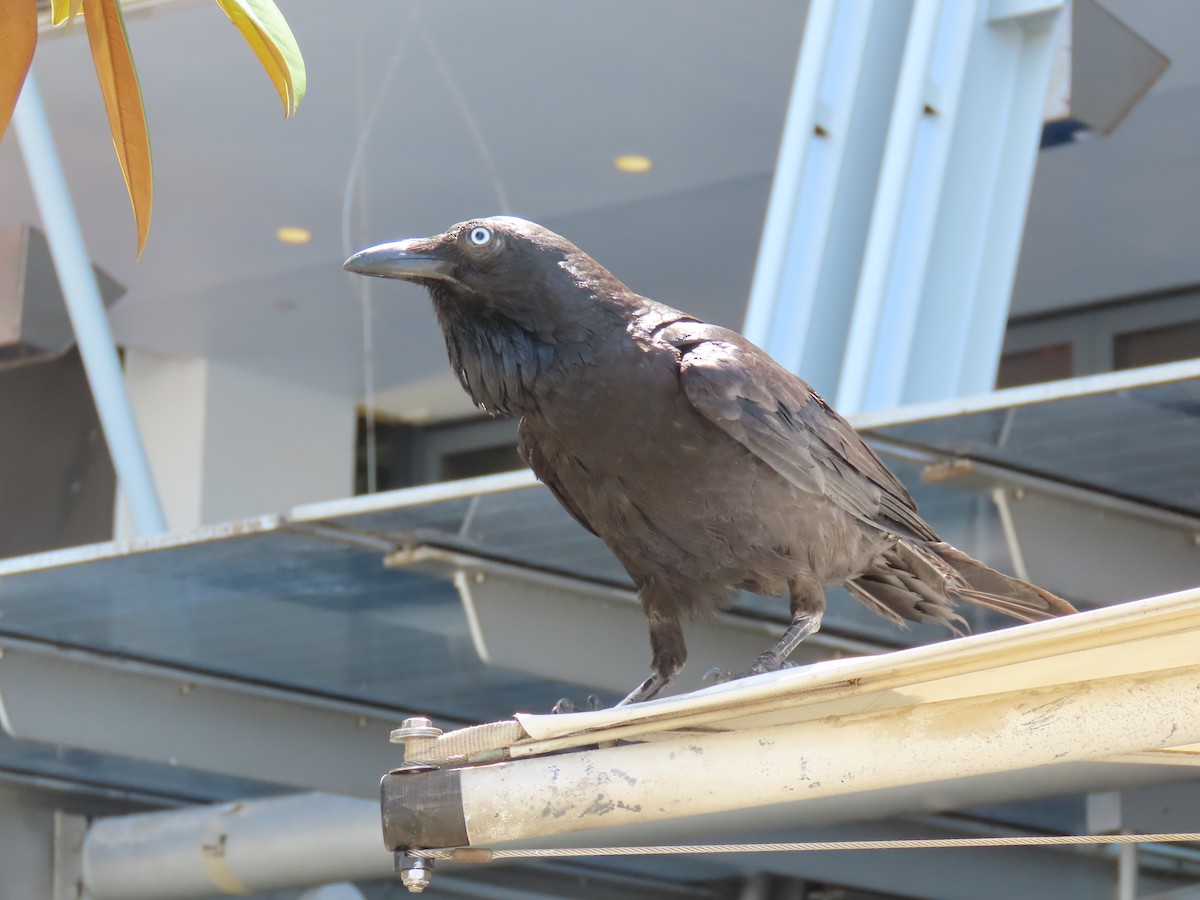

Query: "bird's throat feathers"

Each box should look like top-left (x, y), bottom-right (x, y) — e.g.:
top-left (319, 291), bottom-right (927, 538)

top-left (424, 228), bottom-right (645, 417)
top-left (430, 277), bottom-right (626, 416)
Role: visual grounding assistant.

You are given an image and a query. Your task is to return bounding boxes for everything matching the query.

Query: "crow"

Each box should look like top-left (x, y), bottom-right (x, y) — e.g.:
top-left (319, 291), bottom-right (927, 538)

top-left (345, 216), bottom-right (1076, 705)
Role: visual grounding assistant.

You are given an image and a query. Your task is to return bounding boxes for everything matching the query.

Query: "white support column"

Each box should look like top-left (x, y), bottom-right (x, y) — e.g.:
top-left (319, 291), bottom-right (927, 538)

top-left (743, 0), bottom-right (1065, 411)
top-left (743, 0), bottom-right (913, 397)
top-left (905, 1), bottom-right (1064, 403)
top-left (116, 351), bottom-right (356, 536)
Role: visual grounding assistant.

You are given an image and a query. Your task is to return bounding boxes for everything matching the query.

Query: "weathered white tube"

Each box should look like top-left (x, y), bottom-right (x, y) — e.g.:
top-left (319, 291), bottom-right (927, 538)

top-left (83, 793), bottom-right (392, 900)
top-left (446, 665), bottom-right (1200, 845)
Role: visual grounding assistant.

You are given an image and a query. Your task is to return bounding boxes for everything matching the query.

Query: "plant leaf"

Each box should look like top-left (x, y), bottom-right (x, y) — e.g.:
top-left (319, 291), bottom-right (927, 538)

top-left (211, 0), bottom-right (306, 117)
top-left (49, 0), bottom-right (84, 28)
top-left (0, 1), bottom-right (37, 142)
top-left (83, 0), bottom-right (153, 257)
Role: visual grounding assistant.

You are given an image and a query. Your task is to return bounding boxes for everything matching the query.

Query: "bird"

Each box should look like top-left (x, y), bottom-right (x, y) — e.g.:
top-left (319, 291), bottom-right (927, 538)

top-left (345, 216), bottom-right (1077, 705)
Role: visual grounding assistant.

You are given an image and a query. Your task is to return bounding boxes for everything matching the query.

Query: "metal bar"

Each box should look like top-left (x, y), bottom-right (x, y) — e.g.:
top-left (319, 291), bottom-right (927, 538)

top-left (742, 0), bottom-right (839, 349)
top-left (11, 74), bottom-right (167, 536)
top-left (859, 0), bottom-right (978, 410)
top-left (390, 664), bottom-right (1200, 848)
top-left (867, 434), bottom-right (1200, 533)
top-left (1118, 840), bottom-right (1138, 900)
top-left (81, 793), bottom-right (391, 900)
top-left (836, 0), bottom-right (944, 415)
top-left (385, 545), bottom-right (890, 699)
top-left (0, 635), bottom-right (422, 798)
top-left (901, 2), bottom-right (1064, 404)
top-left (952, 10), bottom-right (1061, 398)
top-left (288, 468), bottom-right (538, 522)
top-left (848, 357), bottom-right (1200, 431)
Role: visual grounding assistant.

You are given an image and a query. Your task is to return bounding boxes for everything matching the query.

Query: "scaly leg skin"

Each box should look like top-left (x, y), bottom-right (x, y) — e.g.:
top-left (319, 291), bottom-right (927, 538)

top-left (616, 613), bottom-right (686, 706)
top-left (551, 695), bottom-right (601, 714)
top-left (750, 579), bottom-right (827, 674)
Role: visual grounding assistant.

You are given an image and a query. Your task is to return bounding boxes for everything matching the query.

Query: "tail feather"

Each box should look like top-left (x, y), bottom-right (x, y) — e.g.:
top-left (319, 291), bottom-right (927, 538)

top-left (844, 540), bottom-right (1076, 633)
top-left (933, 542), bottom-right (1078, 621)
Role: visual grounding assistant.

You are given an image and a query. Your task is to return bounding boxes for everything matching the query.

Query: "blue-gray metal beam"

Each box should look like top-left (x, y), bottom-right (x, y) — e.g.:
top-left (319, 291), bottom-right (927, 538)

top-left (743, 0), bottom-right (1066, 414)
top-left (12, 74), bottom-right (166, 536)
top-left (0, 634), bottom-right (413, 798)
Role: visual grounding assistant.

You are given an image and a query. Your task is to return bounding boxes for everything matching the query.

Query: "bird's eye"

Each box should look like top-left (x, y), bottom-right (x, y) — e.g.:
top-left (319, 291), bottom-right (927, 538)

top-left (468, 226), bottom-right (492, 246)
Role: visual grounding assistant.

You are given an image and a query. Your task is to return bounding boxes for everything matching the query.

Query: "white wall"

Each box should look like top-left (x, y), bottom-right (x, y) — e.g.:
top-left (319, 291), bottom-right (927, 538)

top-left (116, 350), bottom-right (356, 536)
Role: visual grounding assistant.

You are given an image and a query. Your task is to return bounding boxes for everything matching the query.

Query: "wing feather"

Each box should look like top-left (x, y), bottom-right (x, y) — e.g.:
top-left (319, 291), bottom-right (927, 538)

top-left (661, 322), bottom-right (937, 543)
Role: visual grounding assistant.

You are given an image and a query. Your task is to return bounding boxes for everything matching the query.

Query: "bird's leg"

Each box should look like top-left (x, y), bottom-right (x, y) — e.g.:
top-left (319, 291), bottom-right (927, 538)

top-left (750, 579), bottom-right (826, 674)
top-left (617, 614), bottom-right (685, 706)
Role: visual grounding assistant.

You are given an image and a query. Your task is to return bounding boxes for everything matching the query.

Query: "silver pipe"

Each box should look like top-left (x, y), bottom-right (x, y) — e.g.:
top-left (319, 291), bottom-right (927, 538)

top-left (83, 793), bottom-right (392, 899)
top-left (12, 74), bottom-right (166, 536)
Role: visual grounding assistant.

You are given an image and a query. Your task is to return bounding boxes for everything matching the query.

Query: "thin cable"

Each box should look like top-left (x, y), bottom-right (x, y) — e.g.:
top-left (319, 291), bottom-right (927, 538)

top-left (341, 6), bottom-right (421, 494)
top-left (418, 20), bottom-right (512, 215)
top-left (410, 832), bottom-right (1200, 861)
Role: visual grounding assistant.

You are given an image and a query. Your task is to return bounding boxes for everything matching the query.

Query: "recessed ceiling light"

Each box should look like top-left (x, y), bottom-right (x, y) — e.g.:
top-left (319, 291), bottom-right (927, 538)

top-left (275, 226), bottom-right (312, 245)
top-left (614, 154), bottom-right (653, 174)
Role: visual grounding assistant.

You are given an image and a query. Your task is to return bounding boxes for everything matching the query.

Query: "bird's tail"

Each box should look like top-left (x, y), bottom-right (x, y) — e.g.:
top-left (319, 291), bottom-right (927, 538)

top-left (843, 540), bottom-right (1076, 634)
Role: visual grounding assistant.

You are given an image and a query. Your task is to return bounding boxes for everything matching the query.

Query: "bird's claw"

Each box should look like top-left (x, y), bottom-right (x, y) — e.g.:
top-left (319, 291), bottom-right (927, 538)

top-left (703, 666), bottom-right (734, 684)
top-left (749, 656), bottom-right (799, 676)
top-left (551, 695), bottom-right (601, 714)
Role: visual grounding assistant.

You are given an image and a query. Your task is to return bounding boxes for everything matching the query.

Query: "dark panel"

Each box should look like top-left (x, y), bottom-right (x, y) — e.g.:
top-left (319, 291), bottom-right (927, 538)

top-left (0, 348), bottom-right (115, 558)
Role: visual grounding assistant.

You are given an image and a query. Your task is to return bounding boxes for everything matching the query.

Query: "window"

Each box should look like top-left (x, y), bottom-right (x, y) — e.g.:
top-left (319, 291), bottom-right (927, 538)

top-left (1113, 319), bottom-right (1200, 370)
top-left (999, 288), bottom-right (1200, 388)
top-left (996, 343), bottom-right (1073, 388)
top-left (356, 414), bottom-right (523, 492)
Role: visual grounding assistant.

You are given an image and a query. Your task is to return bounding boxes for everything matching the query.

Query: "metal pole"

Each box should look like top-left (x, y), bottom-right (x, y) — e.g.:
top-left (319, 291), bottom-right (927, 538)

top-left (1116, 840), bottom-right (1137, 900)
top-left (83, 793), bottom-right (392, 899)
top-left (834, 0), bottom-right (943, 415)
top-left (12, 73), bottom-right (167, 536)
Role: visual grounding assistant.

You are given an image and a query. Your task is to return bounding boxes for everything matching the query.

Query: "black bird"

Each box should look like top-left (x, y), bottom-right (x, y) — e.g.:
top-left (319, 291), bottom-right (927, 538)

top-left (345, 217), bottom-right (1076, 705)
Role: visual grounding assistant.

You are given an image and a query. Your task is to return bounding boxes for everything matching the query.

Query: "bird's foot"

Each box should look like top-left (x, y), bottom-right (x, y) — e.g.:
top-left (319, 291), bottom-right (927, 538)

top-left (703, 659), bottom-right (798, 686)
top-left (550, 695), bottom-right (601, 714)
top-left (749, 654), bottom-right (798, 676)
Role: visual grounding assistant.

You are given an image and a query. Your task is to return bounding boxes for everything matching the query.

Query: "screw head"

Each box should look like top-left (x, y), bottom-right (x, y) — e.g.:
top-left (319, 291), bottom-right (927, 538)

top-left (390, 717), bottom-right (442, 743)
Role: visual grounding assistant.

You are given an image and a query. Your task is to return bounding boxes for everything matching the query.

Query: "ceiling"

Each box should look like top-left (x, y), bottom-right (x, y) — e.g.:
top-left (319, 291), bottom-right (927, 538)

top-left (1, 0), bottom-right (1198, 419)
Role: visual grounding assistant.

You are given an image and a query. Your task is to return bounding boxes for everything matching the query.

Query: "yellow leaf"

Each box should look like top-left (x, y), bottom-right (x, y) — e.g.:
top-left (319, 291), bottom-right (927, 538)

top-left (0, 1), bottom-right (37, 142)
top-left (212, 0), bottom-right (306, 117)
top-left (50, 0), bottom-right (83, 28)
top-left (83, 0), bottom-right (153, 257)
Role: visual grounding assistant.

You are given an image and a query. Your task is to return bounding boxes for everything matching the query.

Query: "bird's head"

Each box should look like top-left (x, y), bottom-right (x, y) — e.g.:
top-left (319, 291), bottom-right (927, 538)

top-left (343, 216), bottom-right (628, 340)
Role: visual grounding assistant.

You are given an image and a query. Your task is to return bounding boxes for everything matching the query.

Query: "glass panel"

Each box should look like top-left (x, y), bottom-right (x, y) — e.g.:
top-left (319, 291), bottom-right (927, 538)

top-left (870, 379), bottom-right (1200, 516)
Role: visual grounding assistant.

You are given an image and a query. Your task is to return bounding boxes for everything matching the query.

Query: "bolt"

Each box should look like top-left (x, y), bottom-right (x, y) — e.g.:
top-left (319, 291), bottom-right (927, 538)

top-left (390, 717), bottom-right (443, 744)
top-left (397, 855), bottom-right (434, 893)
top-left (1192, 533), bottom-right (1200, 547)
top-left (474, 571), bottom-right (485, 584)
top-left (1011, 487), bottom-right (1026, 500)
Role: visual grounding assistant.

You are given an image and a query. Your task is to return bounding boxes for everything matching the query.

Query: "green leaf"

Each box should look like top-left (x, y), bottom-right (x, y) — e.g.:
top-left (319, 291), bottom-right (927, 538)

top-left (83, 0), bottom-right (154, 257)
top-left (0, 1), bottom-right (37, 142)
top-left (211, 0), bottom-right (306, 117)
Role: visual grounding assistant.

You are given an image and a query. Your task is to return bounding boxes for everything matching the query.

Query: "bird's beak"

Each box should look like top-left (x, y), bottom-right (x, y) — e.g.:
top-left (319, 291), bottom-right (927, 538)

top-left (343, 238), bottom-right (455, 283)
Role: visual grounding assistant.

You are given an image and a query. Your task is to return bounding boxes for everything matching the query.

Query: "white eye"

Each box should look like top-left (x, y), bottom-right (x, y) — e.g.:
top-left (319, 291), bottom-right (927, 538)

top-left (468, 226), bottom-right (492, 246)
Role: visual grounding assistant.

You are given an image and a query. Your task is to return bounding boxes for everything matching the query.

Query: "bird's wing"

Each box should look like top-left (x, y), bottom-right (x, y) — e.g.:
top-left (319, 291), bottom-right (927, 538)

top-left (661, 321), bottom-right (938, 543)
top-left (517, 419), bottom-right (600, 536)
